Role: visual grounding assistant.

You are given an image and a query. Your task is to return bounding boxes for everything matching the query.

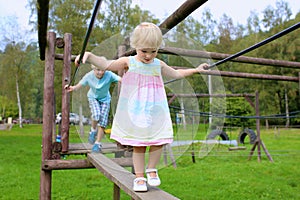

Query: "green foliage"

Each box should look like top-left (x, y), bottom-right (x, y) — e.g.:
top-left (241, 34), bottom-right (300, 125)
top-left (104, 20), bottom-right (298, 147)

top-left (224, 97), bottom-right (255, 127)
top-left (1, 0), bottom-right (299, 125)
top-left (0, 95), bottom-right (18, 118)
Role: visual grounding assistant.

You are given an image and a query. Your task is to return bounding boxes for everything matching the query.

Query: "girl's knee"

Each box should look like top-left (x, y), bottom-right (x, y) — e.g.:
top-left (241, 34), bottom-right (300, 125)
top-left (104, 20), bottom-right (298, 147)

top-left (133, 146), bottom-right (147, 153)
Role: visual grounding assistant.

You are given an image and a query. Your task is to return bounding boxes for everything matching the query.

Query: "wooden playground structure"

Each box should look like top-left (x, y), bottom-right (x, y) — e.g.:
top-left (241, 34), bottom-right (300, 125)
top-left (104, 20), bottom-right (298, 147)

top-left (40, 31), bottom-right (180, 200)
top-left (37, 0), bottom-right (300, 199)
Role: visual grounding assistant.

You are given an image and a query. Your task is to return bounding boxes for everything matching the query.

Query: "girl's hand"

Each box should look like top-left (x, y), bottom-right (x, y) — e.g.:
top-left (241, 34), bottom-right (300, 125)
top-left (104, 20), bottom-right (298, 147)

top-left (74, 52), bottom-right (91, 67)
top-left (196, 63), bottom-right (209, 72)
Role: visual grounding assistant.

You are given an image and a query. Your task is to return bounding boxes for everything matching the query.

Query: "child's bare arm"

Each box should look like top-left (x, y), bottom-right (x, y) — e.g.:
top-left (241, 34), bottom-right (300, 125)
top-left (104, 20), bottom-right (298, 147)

top-left (65, 83), bottom-right (82, 92)
top-left (74, 52), bottom-right (128, 72)
top-left (106, 57), bottom-right (129, 72)
top-left (161, 61), bottom-right (208, 79)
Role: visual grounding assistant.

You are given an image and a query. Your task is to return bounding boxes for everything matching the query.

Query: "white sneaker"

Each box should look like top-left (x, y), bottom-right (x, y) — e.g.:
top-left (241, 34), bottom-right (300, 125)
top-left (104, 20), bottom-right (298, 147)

top-left (133, 177), bottom-right (147, 192)
top-left (146, 168), bottom-right (161, 187)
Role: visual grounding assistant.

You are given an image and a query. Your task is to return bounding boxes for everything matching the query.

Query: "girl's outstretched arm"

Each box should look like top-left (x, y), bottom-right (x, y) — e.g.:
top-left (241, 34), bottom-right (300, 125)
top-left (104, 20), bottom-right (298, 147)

top-left (161, 61), bottom-right (208, 79)
top-left (74, 52), bottom-right (129, 72)
top-left (106, 57), bottom-right (129, 72)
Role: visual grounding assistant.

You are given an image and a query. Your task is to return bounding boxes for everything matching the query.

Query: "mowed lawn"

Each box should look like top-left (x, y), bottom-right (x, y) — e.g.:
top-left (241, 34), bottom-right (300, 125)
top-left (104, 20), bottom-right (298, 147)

top-left (0, 124), bottom-right (299, 200)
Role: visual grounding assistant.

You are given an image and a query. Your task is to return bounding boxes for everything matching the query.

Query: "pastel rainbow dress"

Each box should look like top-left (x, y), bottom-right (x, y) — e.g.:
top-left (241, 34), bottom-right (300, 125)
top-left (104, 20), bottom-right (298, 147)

top-left (110, 56), bottom-right (173, 146)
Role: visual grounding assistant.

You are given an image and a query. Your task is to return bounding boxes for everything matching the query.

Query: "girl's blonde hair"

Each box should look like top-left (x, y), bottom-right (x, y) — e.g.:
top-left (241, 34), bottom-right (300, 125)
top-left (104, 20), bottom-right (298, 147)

top-left (130, 22), bottom-right (163, 49)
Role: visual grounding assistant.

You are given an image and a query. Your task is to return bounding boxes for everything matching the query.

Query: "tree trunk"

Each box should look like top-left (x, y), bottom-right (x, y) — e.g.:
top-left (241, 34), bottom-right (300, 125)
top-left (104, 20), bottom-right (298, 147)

top-left (16, 75), bottom-right (23, 128)
top-left (179, 98), bottom-right (186, 130)
top-left (265, 119), bottom-right (269, 129)
top-left (180, 80), bottom-right (186, 129)
top-left (79, 104), bottom-right (84, 137)
top-left (285, 88), bottom-right (290, 128)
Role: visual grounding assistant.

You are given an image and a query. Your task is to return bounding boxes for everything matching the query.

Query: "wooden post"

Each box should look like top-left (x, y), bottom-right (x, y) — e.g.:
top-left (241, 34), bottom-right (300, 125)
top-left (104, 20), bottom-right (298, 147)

top-left (117, 44), bottom-right (126, 78)
top-left (298, 72), bottom-right (300, 105)
top-left (113, 184), bottom-right (121, 200)
top-left (255, 91), bottom-right (262, 162)
top-left (79, 105), bottom-right (85, 137)
top-left (40, 31), bottom-right (56, 200)
top-left (61, 33), bottom-right (72, 152)
top-left (165, 144), bottom-right (177, 168)
top-left (159, 0), bottom-right (208, 34)
top-left (115, 44), bottom-right (127, 157)
top-left (248, 91), bottom-right (273, 162)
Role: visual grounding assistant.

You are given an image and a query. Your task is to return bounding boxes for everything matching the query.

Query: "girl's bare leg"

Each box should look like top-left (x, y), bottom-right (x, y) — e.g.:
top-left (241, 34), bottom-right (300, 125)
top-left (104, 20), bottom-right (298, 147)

top-left (133, 146), bottom-right (147, 179)
top-left (147, 145), bottom-right (163, 177)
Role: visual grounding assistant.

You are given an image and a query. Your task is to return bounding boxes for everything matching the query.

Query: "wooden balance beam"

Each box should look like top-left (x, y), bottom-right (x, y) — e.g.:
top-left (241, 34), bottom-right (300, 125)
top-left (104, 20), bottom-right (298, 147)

top-left (87, 153), bottom-right (180, 200)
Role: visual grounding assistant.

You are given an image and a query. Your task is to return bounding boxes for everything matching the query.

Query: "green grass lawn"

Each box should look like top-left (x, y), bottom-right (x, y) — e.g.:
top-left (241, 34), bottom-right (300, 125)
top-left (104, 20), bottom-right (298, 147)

top-left (0, 124), bottom-right (299, 199)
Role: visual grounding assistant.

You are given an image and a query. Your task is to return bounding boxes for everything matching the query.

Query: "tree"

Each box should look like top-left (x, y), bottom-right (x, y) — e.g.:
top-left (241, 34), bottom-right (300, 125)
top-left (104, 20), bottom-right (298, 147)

top-left (224, 97), bottom-right (255, 128)
top-left (246, 11), bottom-right (262, 34)
top-left (0, 7), bottom-right (46, 124)
top-left (258, 14), bottom-right (298, 126)
top-left (24, 0), bottom-right (299, 127)
top-left (28, 0), bottom-right (160, 116)
top-left (0, 14), bottom-right (39, 127)
top-left (1, 43), bottom-right (26, 127)
top-left (262, 0), bottom-right (292, 29)
top-left (0, 16), bottom-right (25, 50)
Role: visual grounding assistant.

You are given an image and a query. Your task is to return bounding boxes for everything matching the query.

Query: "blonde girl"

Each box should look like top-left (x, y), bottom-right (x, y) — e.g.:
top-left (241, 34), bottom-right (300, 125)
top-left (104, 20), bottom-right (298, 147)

top-left (75, 22), bottom-right (208, 192)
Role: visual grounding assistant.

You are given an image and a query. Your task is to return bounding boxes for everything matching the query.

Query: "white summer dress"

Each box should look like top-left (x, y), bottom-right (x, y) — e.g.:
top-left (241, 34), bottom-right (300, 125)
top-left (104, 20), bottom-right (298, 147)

top-left (110, 56), bottom-right (173, 146)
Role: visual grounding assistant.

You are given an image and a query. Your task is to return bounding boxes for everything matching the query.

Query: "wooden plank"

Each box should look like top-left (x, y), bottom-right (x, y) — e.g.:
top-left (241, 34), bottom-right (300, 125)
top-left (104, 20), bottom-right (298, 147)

top-left (42, 159), bottom-right (94, 170)
top-left (110, 157), bottom-right (133, 167)
top-left (87, 153), bottom-right (180, 200)
top-left (63, 148), bottom-right (123, 155)
top-left (66, 143), bottom-right (124, 155)
top-left (228, 146), bottom-right (246, 151)
top-left (42, 157), bottom-right (133, 170)
top-left (69, 143), bottom-right (117, 150)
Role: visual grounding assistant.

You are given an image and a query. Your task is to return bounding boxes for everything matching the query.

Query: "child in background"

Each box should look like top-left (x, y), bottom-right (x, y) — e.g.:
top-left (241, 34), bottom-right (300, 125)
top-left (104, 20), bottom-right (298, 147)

top-left (65, 65), bottom-right (121, 153)
top-left (75, 22), bottom-right (208, 191)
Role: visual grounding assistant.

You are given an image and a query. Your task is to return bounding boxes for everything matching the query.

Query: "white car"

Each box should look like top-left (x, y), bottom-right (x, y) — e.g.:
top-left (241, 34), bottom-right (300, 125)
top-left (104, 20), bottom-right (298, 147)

top-left (82, 116), bottom-right (91, 125)
top-left (55, 113), bottom-right (62, 124)
top-left (69, 113), bottom-right (80, 125)
top-left (56, 113), bottom-right (80, 125)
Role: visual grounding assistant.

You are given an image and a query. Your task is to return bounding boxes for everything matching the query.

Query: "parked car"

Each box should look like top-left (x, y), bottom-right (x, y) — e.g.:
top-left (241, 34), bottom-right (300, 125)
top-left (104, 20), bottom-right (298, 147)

top-left (55, 113), bottom-right (62, 124)
top-left (12, 118), bottom-right (32, 124)
top-left (69, 113), bottom-right (80, 125)
top-left (82, 116), bottom-right (91, 125)
top-left (56, 113), bottom-right (80, 125)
